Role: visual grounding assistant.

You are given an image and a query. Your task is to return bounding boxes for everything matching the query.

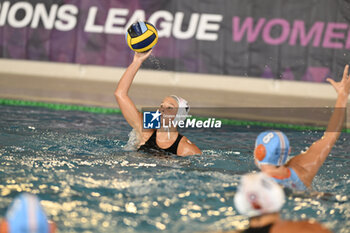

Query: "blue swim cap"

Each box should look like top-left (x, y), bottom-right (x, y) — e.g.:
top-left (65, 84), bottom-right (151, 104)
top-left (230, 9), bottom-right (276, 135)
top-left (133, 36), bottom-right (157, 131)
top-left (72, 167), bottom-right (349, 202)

top-left (6, 193), bottom-right (49, 233)
top-left (254, 131), bottom-right (290, 166)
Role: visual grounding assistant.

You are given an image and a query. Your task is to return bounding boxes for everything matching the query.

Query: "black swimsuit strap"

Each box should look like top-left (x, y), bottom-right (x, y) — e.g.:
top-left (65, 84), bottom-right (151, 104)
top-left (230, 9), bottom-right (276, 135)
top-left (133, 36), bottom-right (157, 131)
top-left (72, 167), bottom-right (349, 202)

top-left (138, 130), bottom-right (183, 155)
top-left (143, 130), bottom-right (158, 148)
top-left (166, 133), bottom-right (183, 154)
top-left (149, 130), bottom-right (157, 141)
top-left (242, 224), bottom-right (273, 233)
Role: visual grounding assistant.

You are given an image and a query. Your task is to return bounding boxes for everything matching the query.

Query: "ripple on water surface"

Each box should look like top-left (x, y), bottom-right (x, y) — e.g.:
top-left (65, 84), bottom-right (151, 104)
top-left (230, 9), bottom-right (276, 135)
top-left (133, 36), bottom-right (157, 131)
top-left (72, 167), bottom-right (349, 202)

top-left (0, 105), bottom-right (349, 233)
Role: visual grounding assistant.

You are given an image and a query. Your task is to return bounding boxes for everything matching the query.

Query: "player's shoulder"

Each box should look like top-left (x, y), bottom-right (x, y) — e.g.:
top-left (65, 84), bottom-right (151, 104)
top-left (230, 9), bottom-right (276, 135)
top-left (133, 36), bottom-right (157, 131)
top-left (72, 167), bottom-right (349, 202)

top-left (177, 135), bottom-right (201, 156)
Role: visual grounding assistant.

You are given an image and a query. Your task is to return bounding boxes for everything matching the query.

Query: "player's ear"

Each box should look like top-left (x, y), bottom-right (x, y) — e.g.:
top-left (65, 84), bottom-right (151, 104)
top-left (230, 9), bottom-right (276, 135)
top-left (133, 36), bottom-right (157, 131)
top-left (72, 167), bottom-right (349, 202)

top-left (49, 221), bottom-right (57, 233)
top-left (0, 219), bottom-right (9, 233)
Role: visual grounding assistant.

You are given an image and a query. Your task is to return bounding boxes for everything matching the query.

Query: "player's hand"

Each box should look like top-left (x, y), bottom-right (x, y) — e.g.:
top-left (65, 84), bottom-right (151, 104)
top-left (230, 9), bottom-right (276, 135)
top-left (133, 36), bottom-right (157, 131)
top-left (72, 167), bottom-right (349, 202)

top-left (133, 50), bottom-right (152, 63)
top-left (327, 65), bottom-right (350, 97)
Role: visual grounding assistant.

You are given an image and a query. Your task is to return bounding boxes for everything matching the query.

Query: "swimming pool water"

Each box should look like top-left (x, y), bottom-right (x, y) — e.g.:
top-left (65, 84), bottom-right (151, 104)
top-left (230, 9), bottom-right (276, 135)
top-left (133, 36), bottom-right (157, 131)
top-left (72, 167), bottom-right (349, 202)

top-left (0, 105), bottom-right (349, 233)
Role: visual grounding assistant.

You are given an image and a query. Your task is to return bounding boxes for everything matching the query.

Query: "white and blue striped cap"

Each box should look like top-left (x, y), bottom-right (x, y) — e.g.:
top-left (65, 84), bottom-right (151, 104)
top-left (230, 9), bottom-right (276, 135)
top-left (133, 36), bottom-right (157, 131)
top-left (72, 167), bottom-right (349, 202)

top-left (6, 193), bottom-right (50, 233)
top-left (254, 130), bottom-right (290, 166)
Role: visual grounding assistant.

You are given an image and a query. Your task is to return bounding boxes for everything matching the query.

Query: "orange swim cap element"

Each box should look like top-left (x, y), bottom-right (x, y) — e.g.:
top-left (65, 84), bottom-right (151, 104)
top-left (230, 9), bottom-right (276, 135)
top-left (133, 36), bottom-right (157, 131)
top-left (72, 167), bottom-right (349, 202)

top-left (254, 144), bottom-right (266, 161)
top-left (0, 219), bottom-right (56, 233)
top-left (0, 219), bottom-right (9, 233)
top-left (49, 221), bottom-right (57, 233)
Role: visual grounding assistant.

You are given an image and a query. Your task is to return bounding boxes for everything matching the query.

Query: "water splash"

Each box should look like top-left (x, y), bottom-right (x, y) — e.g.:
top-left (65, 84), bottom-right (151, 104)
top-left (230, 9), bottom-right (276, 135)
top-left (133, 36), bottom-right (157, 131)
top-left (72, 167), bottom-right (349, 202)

top-left (123, 129), bottom-right (139, 151)
top-left (148, 54), bottom-right (162, 70)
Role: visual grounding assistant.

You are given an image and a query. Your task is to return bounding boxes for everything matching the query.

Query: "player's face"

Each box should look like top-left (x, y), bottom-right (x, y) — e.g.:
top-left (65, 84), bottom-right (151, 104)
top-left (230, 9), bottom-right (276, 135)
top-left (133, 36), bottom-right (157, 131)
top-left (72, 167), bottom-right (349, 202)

top-left (159, 97), bottom-right (178, 123)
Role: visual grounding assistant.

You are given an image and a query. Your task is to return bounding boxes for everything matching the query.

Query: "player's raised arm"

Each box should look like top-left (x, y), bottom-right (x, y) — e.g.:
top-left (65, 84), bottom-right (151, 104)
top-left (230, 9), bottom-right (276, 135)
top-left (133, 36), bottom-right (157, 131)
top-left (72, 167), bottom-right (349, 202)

top-left (322, 65), bottom-right (350, 144)
top-left (288, 65), bottom-right (350, 186)
top-left (114, 50), bottom-right (152, 134)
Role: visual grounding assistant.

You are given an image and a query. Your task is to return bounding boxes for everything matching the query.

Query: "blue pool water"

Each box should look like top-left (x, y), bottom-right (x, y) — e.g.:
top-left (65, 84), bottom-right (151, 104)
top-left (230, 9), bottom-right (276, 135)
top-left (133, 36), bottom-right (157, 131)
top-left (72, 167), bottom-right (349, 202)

top-left (0, 105), bottom-right (349, 233)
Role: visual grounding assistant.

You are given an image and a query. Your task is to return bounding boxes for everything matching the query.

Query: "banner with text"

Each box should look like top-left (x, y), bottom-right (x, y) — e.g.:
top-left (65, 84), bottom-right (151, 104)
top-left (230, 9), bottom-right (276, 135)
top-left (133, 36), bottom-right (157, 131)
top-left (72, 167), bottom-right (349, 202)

top-left (0, 0), bottom-right (349, 82)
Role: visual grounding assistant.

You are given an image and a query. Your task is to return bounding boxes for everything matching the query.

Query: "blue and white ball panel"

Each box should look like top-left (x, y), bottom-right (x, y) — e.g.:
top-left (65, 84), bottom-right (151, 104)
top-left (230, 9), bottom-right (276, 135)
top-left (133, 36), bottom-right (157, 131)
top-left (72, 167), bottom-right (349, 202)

top-left (132, 22), bottom-right (142, 36)
top-left (139, 21), bottom-right (148, 33)
top-left (255, 130), bottom-right (290, 166)
top-left (129, 22), bottom-right (148, 37)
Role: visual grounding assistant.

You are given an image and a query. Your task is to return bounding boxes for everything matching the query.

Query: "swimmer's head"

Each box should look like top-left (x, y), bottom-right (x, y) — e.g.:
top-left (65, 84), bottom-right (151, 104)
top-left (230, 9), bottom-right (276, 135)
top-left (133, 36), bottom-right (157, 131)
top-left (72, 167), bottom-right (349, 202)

top-left (159, 95), bottom-right (190, 125)
top-left (234, 172), bottom-right (285, 218)
top-left (0, 193), bottom-right (56, 233)
top-left (160, 96), bottom-right (178, 123)
top-left (254, 130), bottom-right (290, 168)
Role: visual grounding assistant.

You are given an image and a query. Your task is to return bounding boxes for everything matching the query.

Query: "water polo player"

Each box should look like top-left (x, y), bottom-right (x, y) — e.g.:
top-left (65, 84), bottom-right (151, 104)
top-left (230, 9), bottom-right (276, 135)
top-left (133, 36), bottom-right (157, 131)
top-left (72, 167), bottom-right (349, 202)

top-left (115, 50), bottom-right (201, 156)
top-left (231, 173), bottom-right (331, 233)
top-left (253, 65), bottom-right (350, 190)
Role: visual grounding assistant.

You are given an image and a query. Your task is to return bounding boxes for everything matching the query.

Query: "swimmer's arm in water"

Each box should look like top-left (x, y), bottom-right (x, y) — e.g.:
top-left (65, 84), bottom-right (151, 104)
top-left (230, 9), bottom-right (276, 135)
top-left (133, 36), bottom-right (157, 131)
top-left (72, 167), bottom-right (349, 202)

top-left (287, 65), bottom-right (350, 186)
top-left (114, 50), bottom-right (153, 134)
top-left (177, 136), bottom-right (202, 156)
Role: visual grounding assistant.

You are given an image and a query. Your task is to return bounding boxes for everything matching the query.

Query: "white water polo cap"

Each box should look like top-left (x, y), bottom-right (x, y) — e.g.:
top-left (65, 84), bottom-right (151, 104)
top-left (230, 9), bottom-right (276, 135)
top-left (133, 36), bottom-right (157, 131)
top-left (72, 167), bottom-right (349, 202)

top-left (170, 95), bottom-right (190, 123)
top-left (254, 130), bottom-right (290, 167)
top-left (234, 172), bottom-right (285, 217)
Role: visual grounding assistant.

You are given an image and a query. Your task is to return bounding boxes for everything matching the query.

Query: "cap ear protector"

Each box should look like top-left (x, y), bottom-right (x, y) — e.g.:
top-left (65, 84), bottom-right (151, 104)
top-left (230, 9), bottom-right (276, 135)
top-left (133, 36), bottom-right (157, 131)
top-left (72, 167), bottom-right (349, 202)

top-left (0, 220), bottom-right (56, 233)
top-left (0, 219), bottom-right (8, 232)
top-left (254, 144), bottom-right (266, 161)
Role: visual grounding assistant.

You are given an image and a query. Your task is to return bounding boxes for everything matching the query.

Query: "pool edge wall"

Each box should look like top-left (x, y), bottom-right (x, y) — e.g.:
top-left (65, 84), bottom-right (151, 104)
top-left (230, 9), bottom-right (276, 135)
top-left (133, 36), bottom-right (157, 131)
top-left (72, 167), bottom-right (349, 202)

top-left (0, 58), bottom-right (349, 129)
